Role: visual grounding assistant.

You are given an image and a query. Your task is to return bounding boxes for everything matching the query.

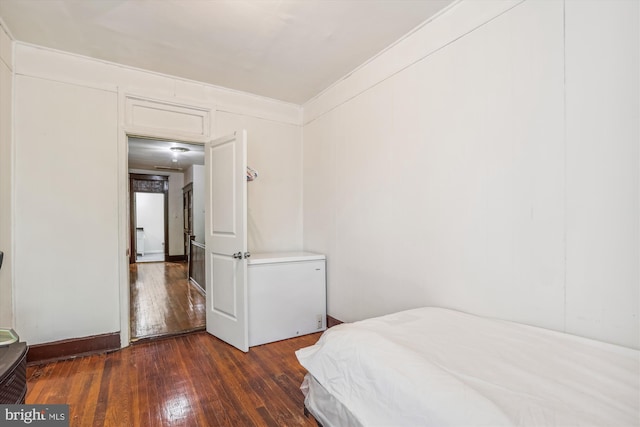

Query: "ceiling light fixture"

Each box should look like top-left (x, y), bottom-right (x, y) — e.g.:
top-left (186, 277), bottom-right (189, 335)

top-left (170, 147), bottom-right (190, 153)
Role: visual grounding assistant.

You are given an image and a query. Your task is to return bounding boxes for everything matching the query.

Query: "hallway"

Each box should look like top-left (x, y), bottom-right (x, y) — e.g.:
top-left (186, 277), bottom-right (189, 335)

top-left (129, 261), bottom-right (205, 341)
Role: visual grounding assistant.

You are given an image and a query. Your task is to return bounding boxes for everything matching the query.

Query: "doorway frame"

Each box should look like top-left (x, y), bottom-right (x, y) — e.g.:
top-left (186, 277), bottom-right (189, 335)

top-left (117, 91), bottom-right (214, 347)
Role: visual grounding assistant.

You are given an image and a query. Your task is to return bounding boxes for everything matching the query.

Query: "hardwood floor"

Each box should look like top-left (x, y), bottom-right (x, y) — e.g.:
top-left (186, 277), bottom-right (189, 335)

top-left (130, 261), bottom-right (205, 341)
top-left (26, 332), bottom-right (322, 427)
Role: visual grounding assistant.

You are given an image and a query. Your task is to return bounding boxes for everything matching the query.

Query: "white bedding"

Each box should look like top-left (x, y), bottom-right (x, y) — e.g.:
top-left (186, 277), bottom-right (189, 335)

top-left (295, 307), bottom-right (640, 427)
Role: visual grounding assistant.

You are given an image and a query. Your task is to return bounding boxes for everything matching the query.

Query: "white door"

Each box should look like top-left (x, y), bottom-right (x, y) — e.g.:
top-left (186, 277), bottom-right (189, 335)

top-left (205, 130), bottom-right (249, 352)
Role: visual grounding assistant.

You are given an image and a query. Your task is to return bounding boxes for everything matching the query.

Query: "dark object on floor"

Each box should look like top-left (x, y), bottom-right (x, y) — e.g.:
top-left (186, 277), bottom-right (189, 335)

top-left (0, 341), bottom-right (28, 404)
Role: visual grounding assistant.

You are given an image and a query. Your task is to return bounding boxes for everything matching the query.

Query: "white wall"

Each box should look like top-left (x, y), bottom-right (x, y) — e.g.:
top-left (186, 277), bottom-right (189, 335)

top-left (216, 111), bottom-right (303, 252)
top-left (12, 43), bottom-right (302, 345)
top-left (564, 0), bottom-right (639, 347)
top-left (14, 75), bottom-right (120, 344)
top-left (0, 22), bottom-right (12, 327)
top-left (303, 0), bottom-right (639, 349)
top-left (135, 193), bottom-right (165, 254)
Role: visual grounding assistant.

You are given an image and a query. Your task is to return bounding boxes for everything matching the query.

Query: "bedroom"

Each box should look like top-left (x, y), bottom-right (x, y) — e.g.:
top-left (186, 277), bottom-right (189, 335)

top-left (0, 0), bottom-right (637, 425)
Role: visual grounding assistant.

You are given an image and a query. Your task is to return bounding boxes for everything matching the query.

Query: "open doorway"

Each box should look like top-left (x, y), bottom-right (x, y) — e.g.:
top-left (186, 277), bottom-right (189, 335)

top-left (129, 173), bottom-right (169, 264)
top-left (134, 192), bottom-right (165, 262)
top-left (127, 136), bottom-right (206, 342)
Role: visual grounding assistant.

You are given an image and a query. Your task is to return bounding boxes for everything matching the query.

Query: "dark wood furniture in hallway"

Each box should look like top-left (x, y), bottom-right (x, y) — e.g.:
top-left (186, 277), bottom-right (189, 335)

top-left (130, 261), bottom-right (205, 341)
top-left (26, 332), bottom-right (321, 427)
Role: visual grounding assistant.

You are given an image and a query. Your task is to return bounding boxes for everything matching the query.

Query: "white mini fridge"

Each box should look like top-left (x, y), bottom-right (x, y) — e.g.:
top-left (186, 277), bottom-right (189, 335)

top-left (248, 252), bottom-right (327, 347)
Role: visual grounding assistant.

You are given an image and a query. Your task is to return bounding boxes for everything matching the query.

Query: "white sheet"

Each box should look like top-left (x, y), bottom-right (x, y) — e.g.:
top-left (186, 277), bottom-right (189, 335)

top-left (296, 307), bottom-right (640, 427)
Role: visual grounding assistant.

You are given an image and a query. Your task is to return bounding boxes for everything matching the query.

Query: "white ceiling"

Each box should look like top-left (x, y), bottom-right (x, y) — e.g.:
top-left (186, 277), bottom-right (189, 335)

top-left (0, 0), bottom-right (453, 104)
top-left (0, 0), bottom-right (454, 170)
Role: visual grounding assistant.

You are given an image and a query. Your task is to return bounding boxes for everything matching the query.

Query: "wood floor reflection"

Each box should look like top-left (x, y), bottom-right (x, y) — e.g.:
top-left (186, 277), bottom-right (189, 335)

top-left (26, 332), bottom-right (322, 427)
top-left (130, 261), bottom-right (205, 341)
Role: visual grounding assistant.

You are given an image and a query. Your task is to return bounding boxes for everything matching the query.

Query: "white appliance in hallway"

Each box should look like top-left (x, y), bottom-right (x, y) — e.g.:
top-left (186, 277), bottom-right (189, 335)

top-left (248, 252), bottom-right (327, 347)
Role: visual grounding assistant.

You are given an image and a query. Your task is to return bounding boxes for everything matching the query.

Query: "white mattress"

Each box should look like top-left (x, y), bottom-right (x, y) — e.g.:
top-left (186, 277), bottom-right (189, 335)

top-left (295, 307), bottom-right (640, 427)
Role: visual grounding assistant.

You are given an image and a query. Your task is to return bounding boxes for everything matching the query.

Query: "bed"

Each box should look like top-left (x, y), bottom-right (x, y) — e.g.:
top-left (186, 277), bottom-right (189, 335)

top-left (295, 307), bottom-right (640, 427)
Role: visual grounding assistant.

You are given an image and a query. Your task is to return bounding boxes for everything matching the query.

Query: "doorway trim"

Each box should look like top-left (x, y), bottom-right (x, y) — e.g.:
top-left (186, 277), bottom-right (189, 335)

top-left (118, 90), bottom-right (214, 348)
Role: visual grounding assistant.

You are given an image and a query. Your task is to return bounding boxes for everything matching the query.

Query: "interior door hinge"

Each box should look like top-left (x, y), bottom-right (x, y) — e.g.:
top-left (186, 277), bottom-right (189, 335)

top-left (233, 251), bottom-right (251, 259)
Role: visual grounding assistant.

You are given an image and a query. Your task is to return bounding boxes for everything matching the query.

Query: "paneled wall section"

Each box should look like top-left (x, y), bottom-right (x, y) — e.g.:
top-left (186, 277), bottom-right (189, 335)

top-left (302, 0), bottom-right (639, 348)
top-left (11, 44), bottom-right (303, 345)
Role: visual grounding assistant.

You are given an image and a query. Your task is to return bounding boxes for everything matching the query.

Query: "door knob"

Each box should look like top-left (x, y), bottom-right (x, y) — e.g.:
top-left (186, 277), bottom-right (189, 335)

top-left (244, 252), bottom-right (251, 258)
top-left (232, 252), bottom-right (243, 259)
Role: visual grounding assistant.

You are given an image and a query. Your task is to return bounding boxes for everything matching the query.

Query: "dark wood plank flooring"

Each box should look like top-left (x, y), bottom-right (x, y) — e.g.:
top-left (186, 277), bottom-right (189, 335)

top-left (130, 261), bottom-right (206, 341)
top-left (26, 332), bottom-right (321, 427)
